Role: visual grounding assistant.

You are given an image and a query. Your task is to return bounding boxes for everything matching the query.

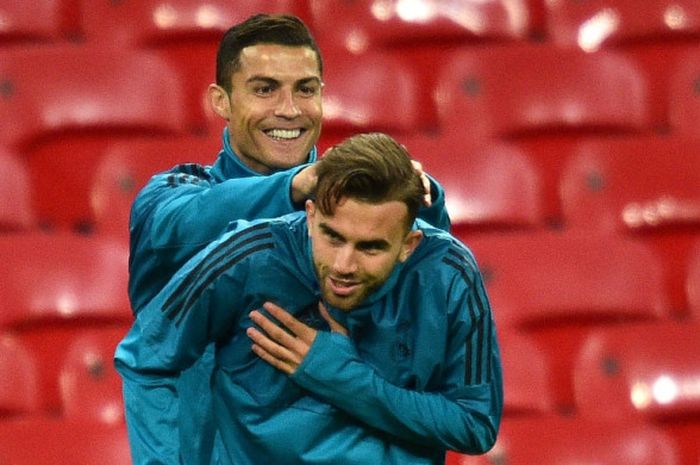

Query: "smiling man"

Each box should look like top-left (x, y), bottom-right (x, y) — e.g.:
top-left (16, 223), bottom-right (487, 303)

top-left (207, 41), bottom-right (322, 173)
top-left (124, 14), bottom-right (451, 465)
top-left (124, 16), bottom-right (326, 465)
top-left (116, 133), bottom-right (502, 465)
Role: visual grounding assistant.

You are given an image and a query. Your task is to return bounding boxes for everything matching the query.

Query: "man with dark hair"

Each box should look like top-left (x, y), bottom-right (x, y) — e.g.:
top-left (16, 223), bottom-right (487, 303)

top-left (125, 13), bottom-right (450, 465)
top-left (117, 133), bottom-right (503, 465)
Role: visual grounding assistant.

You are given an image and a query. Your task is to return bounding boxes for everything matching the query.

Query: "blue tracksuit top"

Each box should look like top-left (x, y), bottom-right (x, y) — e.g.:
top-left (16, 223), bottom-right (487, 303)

top-left (124, 128), bottom-right (452, 465)
top-left (126, 128), bottom-right (318, 465)
top-left (128, 128), bottom-right (319, 314)
top-left (115, 213), bottom-right (503, 465)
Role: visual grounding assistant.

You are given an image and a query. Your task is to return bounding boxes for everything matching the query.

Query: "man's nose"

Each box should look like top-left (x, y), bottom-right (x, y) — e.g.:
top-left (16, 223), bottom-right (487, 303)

top-left (332, 247), bottom-right (358, 275)
top-left (274, 89), bottom-right (301, 118)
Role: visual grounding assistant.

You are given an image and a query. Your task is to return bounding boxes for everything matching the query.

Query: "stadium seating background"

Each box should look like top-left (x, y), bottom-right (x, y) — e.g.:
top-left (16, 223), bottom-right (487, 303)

top-left (1, 1), bottom-right (699, 464)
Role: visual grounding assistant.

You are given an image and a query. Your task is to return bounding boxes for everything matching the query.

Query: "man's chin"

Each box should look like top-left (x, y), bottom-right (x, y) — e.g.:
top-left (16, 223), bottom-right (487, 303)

top-left (322, 293), bottom-right (359, 312)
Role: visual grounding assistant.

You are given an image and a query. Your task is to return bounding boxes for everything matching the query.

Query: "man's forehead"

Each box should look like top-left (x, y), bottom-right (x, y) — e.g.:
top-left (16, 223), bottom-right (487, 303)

top-left (314, 198), bottom-right (409, 242)
top-left (238, 44), bottom-right (320, 76)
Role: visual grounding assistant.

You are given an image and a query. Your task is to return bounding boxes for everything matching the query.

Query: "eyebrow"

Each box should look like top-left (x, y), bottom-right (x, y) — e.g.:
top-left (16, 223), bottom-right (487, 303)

top-left (246, 76), bottom-right (322, 86)
top-left (319, 223), bottom-right (391, 251)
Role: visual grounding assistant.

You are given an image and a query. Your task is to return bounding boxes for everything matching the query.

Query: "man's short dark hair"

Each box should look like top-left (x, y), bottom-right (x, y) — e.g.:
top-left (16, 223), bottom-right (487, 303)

top-left (216, 14), bottom-right (323, 92)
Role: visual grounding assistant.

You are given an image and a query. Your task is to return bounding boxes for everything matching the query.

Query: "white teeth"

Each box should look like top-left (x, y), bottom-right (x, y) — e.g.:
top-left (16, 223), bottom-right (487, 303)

top-left (332, 278), bottom-right (356, 287)
top-left (266, 128), bottom-right (302, 140)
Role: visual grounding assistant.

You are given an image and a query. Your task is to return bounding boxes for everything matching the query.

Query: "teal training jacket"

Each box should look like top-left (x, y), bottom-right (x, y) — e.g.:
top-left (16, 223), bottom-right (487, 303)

top-left (116, 214), bottom-right (502, 465)
top-left (124, 128), bottom-right (451, 465)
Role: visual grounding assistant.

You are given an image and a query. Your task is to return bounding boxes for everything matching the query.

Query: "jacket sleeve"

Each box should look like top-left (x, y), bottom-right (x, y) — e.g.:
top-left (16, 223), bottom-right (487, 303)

top-left (115, 227), bottom-right (261, 465)
top-left (146, 166), bottom-right (307, 253)
top-left (417, 174), bottom-right (451, 232)
top-left (290, 268), bottom-right (502, 454)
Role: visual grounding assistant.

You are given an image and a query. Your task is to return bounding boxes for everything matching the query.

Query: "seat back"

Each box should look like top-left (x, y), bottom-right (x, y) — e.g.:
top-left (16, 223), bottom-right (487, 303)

top-left (434, 44), bottom-right (651, 140)
top-left (447, 416), bottom-right (680, 465)
top-left (0, 232), bottom-right (130, 329)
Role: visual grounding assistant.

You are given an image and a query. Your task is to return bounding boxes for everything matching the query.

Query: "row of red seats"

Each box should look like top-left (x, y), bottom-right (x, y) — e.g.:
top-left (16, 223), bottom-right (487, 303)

top-left (3, 42), bottom-right (697, 144)
top-left (2, 230), bottom-right (699, 407)
top-left (447, 414), bottom-right (694, 465)
top-left (1, 43), bottom-right (700, 231)
top-left (4, 131), bottom-right (700, 309)
top-left (2, 3), bottom-right (698, 145)
top-left (2, 0), bottom-right (699, 48)
top-left (2, 317), bottom-right (699, 464)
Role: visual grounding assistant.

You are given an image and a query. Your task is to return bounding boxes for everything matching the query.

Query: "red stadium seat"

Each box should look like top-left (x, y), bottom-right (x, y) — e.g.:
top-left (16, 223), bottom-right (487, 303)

top-left (446, 416), bottom-right (680, 465)
top-left (0, 232), bottom-right (130, 329)
top-left (78, 1), bottom-right (311, 134)
top-left (466, 231), bottom-right (669, 329)
top-left (559, 135), bottom-right (700, 316)
top-left (0, 232), bottom-right (129, 411)
top-left (90, 135), bottom-right (218, 241)
top-left (465, 230), bottom-right (670, 408)
top-left (59, 327), bottom-right (126, 425)
top-left (688, 239), bottom-right (700, 319)
top-left (0, 334), bottom-right (40, 417)
top-left (669, 50), bottom-right (700, 137)
top-left (545, 0), bottom-right (700, 129)
top-left (0, 0), bottom-right (76, 44)
top-left (434, 44), bottom-right (651, 140)
top-left (560, 136), bottom-right (700, 233)
top-left (80, 0), bottom-right (309, 45)
top-left (398, 133), bottom-right (545, 230)
top-left (0, 45), bottom-right (186, 150)
top-left (498, 331), bottom-right (554, 415)
top-left (0, 147), bottom-right (35, 232)
top-left (309, 0), bottom-right (533, 55)
top-left (575, 321), bottom-right (700, 420)
top-left (0, 418), bottom-right (131, 465)
top-left (547, 0), bottom-right (700, 50)
top-left (320, 50), bottom-right (424, 141)
top-left (574, 322), bottom-right (700, 465)
top-left (0, 45), bottom-right (187, 231)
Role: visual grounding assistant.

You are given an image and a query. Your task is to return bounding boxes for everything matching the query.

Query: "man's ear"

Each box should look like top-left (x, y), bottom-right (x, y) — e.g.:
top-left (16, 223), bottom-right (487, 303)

top-left (207, 84), bottom-right (231, 121)
top-left (399, 230), bottom-right (423, 263)
top-left (305, 200), bottom-right (316, 236)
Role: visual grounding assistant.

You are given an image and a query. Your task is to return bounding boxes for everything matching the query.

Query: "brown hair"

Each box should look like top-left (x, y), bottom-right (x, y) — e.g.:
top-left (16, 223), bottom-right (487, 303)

top-left (216, 14), bottom-right (323, 92)
top-left (314, 133), bottom-right (424, 230)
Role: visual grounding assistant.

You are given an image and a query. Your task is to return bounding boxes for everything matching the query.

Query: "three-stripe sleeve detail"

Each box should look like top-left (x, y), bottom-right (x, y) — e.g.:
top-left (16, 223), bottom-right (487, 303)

top-left (442, 245), bottom-right (493, 385)
top-left (162, 222), bottom-right (274, 324)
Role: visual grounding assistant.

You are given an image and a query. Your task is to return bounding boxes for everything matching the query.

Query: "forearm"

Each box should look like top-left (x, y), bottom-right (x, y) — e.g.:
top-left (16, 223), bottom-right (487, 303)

top-left (151, 167), bottom-right (306, 251)
top-left (291, 332), bottom-right (499, 454)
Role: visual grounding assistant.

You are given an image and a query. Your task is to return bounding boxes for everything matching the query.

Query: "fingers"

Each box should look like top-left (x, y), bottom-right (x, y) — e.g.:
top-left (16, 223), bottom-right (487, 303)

top-left (262, 302), bottom-right (316, 344)
top-left (318, 302), bottom-right (348, 336)
top-left (247, 302), bottom-right (319, 375)
top-left (248, 309), bottom-right (302, 352)
top-left (247, 326), bottom-right (297, 374)
top-left (411, 160), bottom-right (432, 207)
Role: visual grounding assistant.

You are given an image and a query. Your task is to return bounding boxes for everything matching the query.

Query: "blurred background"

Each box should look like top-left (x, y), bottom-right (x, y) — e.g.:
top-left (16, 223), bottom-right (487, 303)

top-left (0, 1), bottom-right (699, 464)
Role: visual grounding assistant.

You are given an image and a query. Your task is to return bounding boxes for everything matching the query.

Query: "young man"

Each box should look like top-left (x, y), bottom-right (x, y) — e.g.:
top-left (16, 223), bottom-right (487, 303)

top-left (116, 133), bottom-right (503, 465)
top-left (125, 14), bottom-right (451, 465)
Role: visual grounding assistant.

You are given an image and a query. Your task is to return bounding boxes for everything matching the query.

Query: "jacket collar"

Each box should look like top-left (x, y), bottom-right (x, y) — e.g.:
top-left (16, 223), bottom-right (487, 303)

top-left (210, 127), bottom-right (318, 182)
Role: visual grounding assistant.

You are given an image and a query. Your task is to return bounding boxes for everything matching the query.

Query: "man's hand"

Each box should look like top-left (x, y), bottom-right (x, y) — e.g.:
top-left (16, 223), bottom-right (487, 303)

top-left (247, 302), bottom-right (347, 375)
top-left (291, 165), bottom-right (318, 204)
top-left (411, 160), bottom-right (432, 207)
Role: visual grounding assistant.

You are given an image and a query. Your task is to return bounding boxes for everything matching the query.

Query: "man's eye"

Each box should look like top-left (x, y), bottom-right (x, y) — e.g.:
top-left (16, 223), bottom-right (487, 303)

top-left (325, 234), bottom-right (343, 246)
top-left (299, 85), bottom-right (318, 96)
top-left (255, 86), bottom-right (273, 95)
